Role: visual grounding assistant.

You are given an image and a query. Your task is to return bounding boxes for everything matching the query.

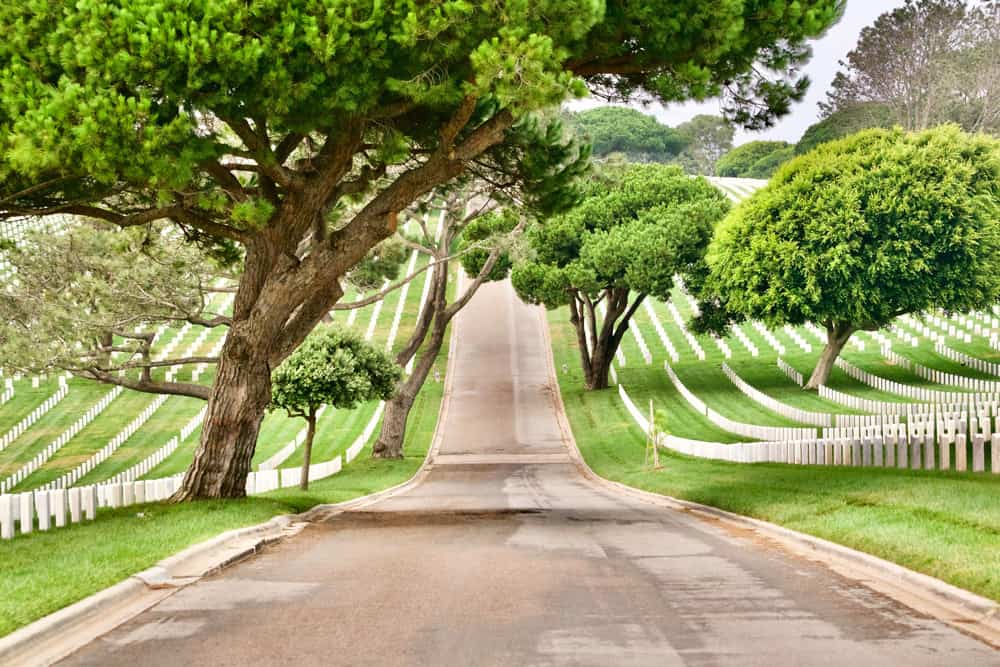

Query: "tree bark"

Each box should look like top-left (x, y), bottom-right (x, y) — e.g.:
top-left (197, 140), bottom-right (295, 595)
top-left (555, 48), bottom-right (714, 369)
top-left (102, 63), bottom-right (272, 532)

top-left (300, 411), bottom-right (316, 491)
top-left (372, 294), bottom-right (448, 458)
top-left (804, 322), bottom-right (855, 390)
top-left (568, 287), bottom-right (642, 392)
top-left (585, 344), bottom-right (613, 391)
top-left (172, 330), bottom-right (274, 500)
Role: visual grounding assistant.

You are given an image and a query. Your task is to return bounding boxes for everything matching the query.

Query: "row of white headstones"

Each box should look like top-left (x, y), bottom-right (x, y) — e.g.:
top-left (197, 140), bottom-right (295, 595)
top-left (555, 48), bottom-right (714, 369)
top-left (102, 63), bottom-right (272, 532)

top-left (0, 211), bottom-right (447, 539)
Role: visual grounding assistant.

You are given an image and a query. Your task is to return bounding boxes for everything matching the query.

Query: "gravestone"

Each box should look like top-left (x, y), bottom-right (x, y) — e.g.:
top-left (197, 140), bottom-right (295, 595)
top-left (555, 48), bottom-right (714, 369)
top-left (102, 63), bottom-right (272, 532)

top-left (0, 494), bottom-right (13, 539)
top-left (923, 437), bottom-right (935, 471)
top-left (68, 488), bottom-right (81, 523)
top-left (19, 493), bottom-right (33, 535)
top-left (972, 435), bottom-right (985, 472)
top-left (956, 433), bottom-right (968, 472)
top-left (52, 489), bottom-right (66, 528)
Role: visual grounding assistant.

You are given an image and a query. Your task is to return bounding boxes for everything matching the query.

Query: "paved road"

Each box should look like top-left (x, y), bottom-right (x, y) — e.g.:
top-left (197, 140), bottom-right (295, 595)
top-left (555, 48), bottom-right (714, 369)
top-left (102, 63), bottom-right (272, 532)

top-left (63, 282), bottom-right (996, 666)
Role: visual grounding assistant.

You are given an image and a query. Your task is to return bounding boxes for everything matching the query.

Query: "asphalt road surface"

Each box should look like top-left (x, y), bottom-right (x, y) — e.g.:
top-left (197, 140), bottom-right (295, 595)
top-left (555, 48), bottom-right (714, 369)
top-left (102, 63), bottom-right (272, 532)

top-left (62, 281), bottom-right (997, 666)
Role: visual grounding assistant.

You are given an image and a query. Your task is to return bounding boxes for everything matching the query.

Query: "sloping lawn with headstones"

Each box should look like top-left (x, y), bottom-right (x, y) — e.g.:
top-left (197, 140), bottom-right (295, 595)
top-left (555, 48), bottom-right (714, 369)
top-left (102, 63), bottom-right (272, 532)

top-left (549, 310), bottom-right (1000, 602)
top-left (0, 355), bottom-right (444, 637)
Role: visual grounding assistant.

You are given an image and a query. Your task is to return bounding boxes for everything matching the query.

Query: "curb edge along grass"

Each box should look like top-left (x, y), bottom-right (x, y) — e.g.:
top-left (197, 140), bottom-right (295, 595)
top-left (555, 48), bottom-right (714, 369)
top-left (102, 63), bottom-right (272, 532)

top-left (0, 319), bottom-right (460, 666)
top-left (535, 303), bottom-right (1000, 650)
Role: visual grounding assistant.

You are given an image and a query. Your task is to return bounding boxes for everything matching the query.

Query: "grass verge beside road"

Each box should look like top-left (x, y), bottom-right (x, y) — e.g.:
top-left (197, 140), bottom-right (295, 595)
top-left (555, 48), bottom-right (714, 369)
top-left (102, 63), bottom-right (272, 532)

top-left (0, 351), bottom-right (444, 638)
top-left (549, 313), bottom-right (1000, 603)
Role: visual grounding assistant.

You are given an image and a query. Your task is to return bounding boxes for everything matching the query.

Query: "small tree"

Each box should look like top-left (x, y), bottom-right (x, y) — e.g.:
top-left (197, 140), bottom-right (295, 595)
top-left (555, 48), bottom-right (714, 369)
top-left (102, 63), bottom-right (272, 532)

top-left (512, 164), bottom-right (729, 390)
top-left (270, 329), bottom-right (399, 490)
top-left (698, 125), bottom-right (1000, 390)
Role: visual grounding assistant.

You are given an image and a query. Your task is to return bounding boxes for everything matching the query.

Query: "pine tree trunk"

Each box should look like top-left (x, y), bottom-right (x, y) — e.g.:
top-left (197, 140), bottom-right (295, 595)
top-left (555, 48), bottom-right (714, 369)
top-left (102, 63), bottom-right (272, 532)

top-left (804, 322), bottom-right (854, 391)
top-left (172, 332), bottom-right (274, 500)
top-left (373, 321), bottom-right (444, 458)
top-left (300, 412), bottom-right (316, 491)
top-left (372, 391), bottom-right (416, 459)
top-left (585, 343), bottom-right (612, 391)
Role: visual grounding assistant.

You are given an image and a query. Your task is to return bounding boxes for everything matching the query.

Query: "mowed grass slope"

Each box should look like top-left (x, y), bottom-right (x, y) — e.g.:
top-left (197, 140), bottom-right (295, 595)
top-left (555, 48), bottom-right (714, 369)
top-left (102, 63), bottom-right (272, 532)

top-left (0, 336), bottom-right (448, 638)
top-left (548, 310), bottom-right (1000, 602)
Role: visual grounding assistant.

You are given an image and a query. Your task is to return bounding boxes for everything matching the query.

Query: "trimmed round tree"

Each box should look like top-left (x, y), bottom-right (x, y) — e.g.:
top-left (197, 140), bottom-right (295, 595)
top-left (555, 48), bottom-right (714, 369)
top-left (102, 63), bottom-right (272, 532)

top-left (702, 125), bottom-right (1000, 390)
top-left (271, 328), bottom-right (400, 489)
top-left (512, 164), bottom-right (729, 390)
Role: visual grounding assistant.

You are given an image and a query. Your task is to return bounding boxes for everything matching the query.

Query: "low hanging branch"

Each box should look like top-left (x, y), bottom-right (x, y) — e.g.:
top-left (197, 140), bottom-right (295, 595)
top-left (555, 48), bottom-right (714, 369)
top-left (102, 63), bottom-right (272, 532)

top-left (0, 222), bottom-right (234, 398)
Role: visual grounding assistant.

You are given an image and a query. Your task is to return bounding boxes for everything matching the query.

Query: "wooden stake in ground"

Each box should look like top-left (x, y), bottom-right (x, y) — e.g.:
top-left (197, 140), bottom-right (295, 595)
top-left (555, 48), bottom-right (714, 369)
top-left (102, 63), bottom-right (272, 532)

top-left (646, 400), bottom-right (662, 469)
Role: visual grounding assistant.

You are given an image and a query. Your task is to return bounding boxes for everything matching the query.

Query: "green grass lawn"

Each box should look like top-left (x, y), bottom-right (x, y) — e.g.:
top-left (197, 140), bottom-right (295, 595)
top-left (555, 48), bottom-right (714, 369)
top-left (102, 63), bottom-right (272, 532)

top-left (549, 311), bottom-right (1000, 603)
top-left (0, 346), bottom-right (446, 638)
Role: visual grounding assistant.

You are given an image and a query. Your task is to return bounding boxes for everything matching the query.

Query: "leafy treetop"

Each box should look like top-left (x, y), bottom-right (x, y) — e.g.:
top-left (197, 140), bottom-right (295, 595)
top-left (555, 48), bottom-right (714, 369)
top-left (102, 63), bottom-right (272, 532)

top-left (271, 327), bottom-right (400, 419)
top-left (512, 163), bottom-right (729, 389)
top-left (716, 141), bottom-right (792, 177)
top-left (795, 103), bottom-right (894, 155)
top-left (698, 125), bottom-right (1000, 387)
top-left (569, 106), bottom-right (687, 162)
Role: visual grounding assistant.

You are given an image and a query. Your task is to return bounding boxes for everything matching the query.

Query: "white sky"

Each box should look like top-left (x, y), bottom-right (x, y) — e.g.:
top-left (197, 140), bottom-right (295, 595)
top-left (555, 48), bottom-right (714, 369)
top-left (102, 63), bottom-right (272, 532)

top-left (568, 1), bottom-right (909, 146)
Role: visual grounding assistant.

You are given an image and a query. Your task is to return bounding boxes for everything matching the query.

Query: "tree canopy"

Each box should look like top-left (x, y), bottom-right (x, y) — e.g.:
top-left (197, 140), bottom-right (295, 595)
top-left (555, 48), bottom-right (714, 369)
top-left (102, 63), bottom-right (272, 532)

top-left (716, 141), bottom-right (792, 178)
top-left (821, 0), bottom-right (999, 133)
top-left (512, 164), bottom-right (729, 389)
top-left (271, 328), bottom-right (399, 417)
top-left (795, 103), bottom-right (894, 155)
top-left (673, 115), bottom-right (735, 175)
top-left (271, 327), bottom-right (399, 489)
top-left (699, 125), bottom-right (1000, 389)
top-left (569, 107), bottom-right (687, 162)
top-left (0, 0), bottom-right (844, 499)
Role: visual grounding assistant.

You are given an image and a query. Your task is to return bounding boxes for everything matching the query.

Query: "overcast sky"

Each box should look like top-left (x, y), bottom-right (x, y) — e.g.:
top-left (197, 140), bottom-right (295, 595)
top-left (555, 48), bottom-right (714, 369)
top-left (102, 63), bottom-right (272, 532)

top-left (569, 1), bottom-right (910, 145)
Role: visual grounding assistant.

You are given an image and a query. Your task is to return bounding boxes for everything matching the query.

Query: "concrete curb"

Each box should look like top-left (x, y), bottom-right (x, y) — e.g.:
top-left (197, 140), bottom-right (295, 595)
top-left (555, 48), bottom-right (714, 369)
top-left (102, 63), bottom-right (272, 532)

top-left (0, 317), bottom-right (463, 666)
top-left (0, 514), bottom-right (303, 666)
top-left (536, 305), bottom-right (1000, 649)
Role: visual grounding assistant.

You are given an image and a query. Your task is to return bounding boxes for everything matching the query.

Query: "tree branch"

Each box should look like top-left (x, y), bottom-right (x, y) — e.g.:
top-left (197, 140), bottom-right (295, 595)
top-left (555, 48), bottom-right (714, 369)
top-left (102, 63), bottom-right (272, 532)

top-left (75, 368), bottom-right (210, 400)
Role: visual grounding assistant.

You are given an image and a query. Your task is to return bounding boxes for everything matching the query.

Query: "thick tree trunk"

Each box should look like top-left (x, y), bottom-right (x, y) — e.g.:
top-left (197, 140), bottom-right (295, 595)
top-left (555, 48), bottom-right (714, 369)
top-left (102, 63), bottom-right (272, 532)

top-left (570, 287), bottom-right (639, 392)
top-left (373, 318), bottom-right (445, 458)
top-left (584, 345), bottom-right (613, 391)
top-left (300, 412), bottom-right (316, 491)
top-left (372, 391), bottom-right (416, 459)
top-left (172, 332), bottom-right (274, 500)
top-left (804, 322), bottom-right (855, 391)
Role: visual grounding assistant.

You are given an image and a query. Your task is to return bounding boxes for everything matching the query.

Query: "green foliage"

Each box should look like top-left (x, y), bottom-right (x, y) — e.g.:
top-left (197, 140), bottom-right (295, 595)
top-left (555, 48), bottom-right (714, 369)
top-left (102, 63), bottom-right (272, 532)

top-left (458, 209), bottom-right (520, 283)
top-left (579, 2), bottom-right (845, 129)
top-left (796, 103), bottom-right (894, 155)
top-left (270, 328), bottom-right (400, 418)
top-left (477, 113), bottom-right (590, 218)
top-left (673, 115), bottom-right (735, 176)
top-left (0, 0), bottom-right (841, 202)
top-left (716, 141), bottom-right (791, 177)
top-left (745, 145), bottom-right (795, 178)
top-left (512, 164), bottom-right (729, 307)
top-left (346, 238), bottom-right (409, 292)
top-left (0, 223), bottom-right (212, 373)
top-left (570, 106), bottom-right (687, 162)
top-left (701, 126), bottom-right (1000, 334)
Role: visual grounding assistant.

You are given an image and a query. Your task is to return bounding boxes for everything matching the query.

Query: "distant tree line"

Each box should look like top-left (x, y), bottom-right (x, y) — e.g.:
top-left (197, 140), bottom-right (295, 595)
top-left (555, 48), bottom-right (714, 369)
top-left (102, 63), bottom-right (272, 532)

top-left (573, 0), bottom-right (997, 180)
top-left (567, 107), bottom-right (734, 176)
